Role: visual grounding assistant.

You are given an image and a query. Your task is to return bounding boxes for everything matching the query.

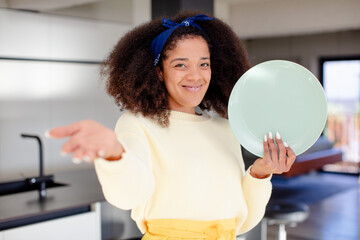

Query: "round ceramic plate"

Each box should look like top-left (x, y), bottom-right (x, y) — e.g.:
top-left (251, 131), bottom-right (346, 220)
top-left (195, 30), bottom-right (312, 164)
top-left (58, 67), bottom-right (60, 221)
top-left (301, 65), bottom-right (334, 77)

top-left (228, 60), bottom-right (327, 157)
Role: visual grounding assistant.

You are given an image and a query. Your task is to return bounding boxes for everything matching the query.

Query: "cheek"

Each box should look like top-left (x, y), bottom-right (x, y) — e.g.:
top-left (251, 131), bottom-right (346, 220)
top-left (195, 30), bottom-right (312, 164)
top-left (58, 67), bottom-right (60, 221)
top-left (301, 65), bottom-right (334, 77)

top-left (163, 76), bottom-right (179, 93)
top-left (164, 71), bottom-right (182, 86)
top-left (206, 70), bottom-right (212, 83)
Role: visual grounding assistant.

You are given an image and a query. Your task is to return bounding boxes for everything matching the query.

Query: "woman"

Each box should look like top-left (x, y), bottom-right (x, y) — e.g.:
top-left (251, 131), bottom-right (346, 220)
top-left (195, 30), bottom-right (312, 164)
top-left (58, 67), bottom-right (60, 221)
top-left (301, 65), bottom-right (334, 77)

top-left (48, 11), bottom-right (296, 239)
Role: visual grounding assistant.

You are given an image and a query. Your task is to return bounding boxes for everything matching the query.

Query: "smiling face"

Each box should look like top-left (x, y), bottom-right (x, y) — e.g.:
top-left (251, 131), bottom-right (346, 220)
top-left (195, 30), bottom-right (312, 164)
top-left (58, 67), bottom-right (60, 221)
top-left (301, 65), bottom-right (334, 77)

top-left (159, 36), bottom-right (211, 115)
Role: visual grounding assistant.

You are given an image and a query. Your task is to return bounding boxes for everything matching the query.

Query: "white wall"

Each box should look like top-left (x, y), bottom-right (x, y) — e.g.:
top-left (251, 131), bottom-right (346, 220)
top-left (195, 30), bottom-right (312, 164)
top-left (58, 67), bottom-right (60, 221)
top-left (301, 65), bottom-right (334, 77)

top-left (48, 0), bottom-right (133, 24)
top-left (223, 0), bottom-right (360, 39)
top-left (0, 8), bottom-right (132, 179)
top-left (244, 30), bottom-right (360, 77)
top-left (0, 0), bottom-right (6, 7)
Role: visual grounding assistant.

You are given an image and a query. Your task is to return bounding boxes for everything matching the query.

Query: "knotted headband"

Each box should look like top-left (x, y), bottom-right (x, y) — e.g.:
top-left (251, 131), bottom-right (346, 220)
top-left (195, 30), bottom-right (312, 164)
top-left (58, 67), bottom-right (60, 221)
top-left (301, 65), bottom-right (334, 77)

top-left (150, 14), bottom-right (214, 66)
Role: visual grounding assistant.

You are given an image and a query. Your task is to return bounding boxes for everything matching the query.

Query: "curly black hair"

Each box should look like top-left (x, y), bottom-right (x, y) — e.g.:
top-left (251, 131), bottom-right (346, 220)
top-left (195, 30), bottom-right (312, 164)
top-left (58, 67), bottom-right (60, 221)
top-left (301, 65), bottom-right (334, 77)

top-left (102, 10), bottom-right (250, 127)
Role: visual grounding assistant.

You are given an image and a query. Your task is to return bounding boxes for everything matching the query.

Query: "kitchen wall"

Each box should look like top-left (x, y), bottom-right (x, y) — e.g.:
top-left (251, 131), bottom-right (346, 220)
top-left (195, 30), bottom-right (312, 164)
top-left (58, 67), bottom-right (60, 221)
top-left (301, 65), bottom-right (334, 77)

top-left (227, 0), bottom-right (360, 39)
top-left (0, 8), bottom-right (132, 180)
top-left (244, 30), bottom-right (360, 77)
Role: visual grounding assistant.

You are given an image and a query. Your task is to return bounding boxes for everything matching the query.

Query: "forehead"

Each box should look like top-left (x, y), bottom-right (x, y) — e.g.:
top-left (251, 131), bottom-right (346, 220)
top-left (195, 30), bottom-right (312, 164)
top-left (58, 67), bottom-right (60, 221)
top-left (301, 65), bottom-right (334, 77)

top-left (165, 36), bottom-right (210, 57)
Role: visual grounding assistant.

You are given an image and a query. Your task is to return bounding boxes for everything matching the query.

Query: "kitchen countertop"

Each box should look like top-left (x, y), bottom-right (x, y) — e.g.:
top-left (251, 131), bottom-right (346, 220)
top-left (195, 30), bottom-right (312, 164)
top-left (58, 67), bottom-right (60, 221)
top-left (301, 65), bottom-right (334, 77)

top-left (0, 168), bottom-right (105, 230)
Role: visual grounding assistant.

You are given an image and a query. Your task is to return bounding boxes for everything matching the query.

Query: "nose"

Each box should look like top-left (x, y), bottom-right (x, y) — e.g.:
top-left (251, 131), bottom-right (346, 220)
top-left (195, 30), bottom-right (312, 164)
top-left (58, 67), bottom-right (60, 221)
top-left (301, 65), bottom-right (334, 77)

top-left (185, 66), bottom-right (202, 82)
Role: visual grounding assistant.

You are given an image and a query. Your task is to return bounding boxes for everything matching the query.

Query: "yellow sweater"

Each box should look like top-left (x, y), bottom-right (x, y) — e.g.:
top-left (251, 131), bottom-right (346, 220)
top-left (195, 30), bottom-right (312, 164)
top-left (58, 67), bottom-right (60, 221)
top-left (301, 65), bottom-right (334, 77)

top-left (94, 110), bottom-right (272, 235)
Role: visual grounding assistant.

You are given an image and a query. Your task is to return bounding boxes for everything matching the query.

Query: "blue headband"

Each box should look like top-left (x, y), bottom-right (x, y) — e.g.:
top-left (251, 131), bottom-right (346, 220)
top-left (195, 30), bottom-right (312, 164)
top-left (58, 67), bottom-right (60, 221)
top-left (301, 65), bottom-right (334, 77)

top-left (150, 14), bottom-right (214, 66)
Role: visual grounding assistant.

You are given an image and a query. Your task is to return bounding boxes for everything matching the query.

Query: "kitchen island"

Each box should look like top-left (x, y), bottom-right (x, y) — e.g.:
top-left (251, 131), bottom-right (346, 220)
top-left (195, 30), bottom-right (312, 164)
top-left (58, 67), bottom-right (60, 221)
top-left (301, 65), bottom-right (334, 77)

top-left (0, 168), bottom-right (106, 239)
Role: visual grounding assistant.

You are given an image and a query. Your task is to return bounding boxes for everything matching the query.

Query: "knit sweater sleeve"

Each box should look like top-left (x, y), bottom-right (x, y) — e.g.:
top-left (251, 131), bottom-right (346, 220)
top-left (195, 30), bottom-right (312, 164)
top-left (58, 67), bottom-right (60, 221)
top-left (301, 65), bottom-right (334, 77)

top-left (237, 165), bottom-right (272, 234)
top-left (233, 142), bottom-right (272, 234)
top-left (94, 114), bottom-right (155, 210)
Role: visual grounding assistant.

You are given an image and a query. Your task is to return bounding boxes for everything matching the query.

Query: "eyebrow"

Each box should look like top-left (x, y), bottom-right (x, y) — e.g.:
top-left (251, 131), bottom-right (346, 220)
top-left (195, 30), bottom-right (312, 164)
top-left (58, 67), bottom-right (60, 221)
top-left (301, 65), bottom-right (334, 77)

top-left (170, 57), bottom-right (210, 63)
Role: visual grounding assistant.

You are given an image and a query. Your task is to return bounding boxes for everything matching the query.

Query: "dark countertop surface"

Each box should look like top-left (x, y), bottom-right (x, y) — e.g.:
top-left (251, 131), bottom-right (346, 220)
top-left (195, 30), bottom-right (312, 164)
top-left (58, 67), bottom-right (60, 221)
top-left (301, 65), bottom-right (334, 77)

top-left (0, 168), bottom-right (105, 230)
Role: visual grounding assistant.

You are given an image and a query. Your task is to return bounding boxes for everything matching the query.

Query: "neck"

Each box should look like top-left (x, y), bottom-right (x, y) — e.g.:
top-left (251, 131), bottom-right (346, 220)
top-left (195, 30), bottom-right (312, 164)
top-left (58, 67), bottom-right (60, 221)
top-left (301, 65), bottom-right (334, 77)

top-left (169, 104), bottom-right (196, 115)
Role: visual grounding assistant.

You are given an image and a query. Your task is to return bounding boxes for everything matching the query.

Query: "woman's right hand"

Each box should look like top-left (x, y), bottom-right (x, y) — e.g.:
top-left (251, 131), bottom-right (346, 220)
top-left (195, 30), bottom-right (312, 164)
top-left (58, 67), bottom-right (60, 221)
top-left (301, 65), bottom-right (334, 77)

top-left (46, 120), bottom-right (124, 164)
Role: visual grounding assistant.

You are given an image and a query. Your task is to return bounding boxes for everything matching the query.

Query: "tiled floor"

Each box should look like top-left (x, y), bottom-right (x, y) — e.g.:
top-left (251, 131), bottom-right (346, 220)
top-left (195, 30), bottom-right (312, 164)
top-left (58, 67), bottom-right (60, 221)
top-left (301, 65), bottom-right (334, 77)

top-left (266, 173), bottom-right (359, 240)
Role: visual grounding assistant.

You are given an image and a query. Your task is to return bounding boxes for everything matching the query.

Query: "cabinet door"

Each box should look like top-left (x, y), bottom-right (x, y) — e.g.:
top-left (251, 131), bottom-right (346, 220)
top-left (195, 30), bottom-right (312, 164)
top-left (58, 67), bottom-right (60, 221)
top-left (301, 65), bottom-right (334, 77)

top-left (3, 203), bottom-right (101, 240)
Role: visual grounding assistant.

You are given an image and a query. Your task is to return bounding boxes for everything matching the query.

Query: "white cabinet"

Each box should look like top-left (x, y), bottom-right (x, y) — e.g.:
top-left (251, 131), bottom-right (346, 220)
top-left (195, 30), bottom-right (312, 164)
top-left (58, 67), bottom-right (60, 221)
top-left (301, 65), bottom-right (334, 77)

top-left (1, 203), bottom-right (101, 240)
top-left (0, 8), bottom-right (131, 61)
top-left (49, 16), bottom-right (130, 60)
top-left (0, 9), bottom-right (50, 59)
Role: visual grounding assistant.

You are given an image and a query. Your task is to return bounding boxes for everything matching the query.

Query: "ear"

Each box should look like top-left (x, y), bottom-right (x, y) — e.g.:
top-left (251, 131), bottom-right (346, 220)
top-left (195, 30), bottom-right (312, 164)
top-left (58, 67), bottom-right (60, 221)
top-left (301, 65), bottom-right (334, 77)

top-left (156, 66), bottom-right (163, 81)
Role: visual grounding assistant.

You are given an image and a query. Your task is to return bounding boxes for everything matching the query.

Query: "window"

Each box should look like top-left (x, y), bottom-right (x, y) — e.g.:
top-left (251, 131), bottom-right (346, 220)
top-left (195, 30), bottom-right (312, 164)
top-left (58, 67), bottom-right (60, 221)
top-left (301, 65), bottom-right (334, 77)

top-left (320, 56), bottom-right (360, 163)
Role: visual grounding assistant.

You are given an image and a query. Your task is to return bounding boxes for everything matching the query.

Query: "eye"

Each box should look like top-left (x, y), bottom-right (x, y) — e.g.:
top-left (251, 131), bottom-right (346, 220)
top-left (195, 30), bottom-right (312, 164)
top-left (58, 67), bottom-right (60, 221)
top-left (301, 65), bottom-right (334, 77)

top-left (175, 63), bottom-right (186, 68)
top-left (200, 62), bottom-right (210, 68)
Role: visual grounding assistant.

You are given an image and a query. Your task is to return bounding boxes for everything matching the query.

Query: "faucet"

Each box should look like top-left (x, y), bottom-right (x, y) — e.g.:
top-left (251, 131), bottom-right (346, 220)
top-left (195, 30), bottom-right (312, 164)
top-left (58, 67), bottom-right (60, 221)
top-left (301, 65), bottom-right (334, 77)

top-left (21, 134), bottom-right (53, 200)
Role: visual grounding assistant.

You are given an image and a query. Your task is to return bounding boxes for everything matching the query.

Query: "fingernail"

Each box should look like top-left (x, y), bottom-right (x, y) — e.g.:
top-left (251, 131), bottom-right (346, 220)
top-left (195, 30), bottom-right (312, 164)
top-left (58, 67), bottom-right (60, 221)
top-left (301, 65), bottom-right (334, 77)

top-left (264, 134), bottom-right (267, 142)
top-left (268, 132), bottom-right (273, 139)
top-left (83, 156), bottom-right (91, 163)
top-left (97, 150), bottom-right (105, 157)
top-left (72, 157), bottom-right (82, 164)
top-left (276, 132), bottom-right (281, 139)
top-left (61, 151), bottom-right (68, 157)
top-left (44, 130), bottom-right (52, 138)
top-left (284, 142), bottom-right (289, 147)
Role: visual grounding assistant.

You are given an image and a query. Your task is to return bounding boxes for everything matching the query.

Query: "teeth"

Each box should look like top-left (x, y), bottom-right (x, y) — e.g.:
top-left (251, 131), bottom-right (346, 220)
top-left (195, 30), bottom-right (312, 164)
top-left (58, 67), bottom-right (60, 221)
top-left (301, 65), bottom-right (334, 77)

top-left (183, 85), bottom-right (201, 92)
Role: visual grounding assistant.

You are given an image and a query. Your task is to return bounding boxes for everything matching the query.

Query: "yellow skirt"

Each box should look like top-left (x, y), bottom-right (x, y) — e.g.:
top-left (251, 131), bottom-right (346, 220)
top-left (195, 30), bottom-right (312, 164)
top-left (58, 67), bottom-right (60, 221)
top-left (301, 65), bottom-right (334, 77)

top-left (142, 218), bottom-right (237, 240)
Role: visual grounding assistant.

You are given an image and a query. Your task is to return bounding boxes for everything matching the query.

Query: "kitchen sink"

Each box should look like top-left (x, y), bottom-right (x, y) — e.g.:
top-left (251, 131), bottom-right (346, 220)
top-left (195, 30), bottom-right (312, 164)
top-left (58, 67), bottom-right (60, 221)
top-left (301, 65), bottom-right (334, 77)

top-left (0, 175), bottom-right (68, 197)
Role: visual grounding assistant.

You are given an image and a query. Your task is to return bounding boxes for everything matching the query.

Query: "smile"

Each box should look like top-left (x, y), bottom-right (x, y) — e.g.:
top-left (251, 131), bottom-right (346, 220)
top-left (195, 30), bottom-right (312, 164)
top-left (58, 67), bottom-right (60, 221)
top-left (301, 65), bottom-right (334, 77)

top-left (183, 85), bottom-right (202, 92)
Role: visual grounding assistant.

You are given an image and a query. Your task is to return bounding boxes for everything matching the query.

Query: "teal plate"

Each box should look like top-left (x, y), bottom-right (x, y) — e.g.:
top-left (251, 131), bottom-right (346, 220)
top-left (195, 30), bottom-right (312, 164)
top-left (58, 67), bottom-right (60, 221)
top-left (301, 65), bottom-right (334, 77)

top-left (228, 60), bottom-right (327, 157)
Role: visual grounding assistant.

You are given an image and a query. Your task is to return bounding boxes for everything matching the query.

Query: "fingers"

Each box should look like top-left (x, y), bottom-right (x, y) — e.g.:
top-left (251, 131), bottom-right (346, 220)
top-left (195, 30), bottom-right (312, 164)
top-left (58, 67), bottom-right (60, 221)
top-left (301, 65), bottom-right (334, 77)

top-left (285, 143), bottom-right (296, 171)
top-left (262, 131), bottom-right (296, 174)
top-left (47, 120), bottom-right (124, 165)
top-left (262, 134), bottom-right (275, 174)
top-left (47, 122), bottom-right (82, 139)
top-left (72, 149), bottom-right (98, 164)
top-left (64, 137), bottom-right (104, 164)
top-left (263, 135), bottom-right (271, 160)
top-left (62, 136), bottom-right (80, 154)
top-left (275, 132), bottom-right (287, 172)
top-left (267, 132), bottom-right (280, 170)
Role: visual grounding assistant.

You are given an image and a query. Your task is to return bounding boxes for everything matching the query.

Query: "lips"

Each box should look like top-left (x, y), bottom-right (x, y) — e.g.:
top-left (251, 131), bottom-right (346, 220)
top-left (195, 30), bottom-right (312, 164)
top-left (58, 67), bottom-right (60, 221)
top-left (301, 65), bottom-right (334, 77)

top-left (183, 85), bottom-right (202, 92)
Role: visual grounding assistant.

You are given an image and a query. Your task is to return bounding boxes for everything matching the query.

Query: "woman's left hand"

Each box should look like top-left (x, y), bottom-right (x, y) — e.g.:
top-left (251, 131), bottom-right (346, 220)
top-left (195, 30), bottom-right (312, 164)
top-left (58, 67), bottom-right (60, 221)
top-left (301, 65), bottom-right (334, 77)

top-left (250, 132), bottom-right (296, 179)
